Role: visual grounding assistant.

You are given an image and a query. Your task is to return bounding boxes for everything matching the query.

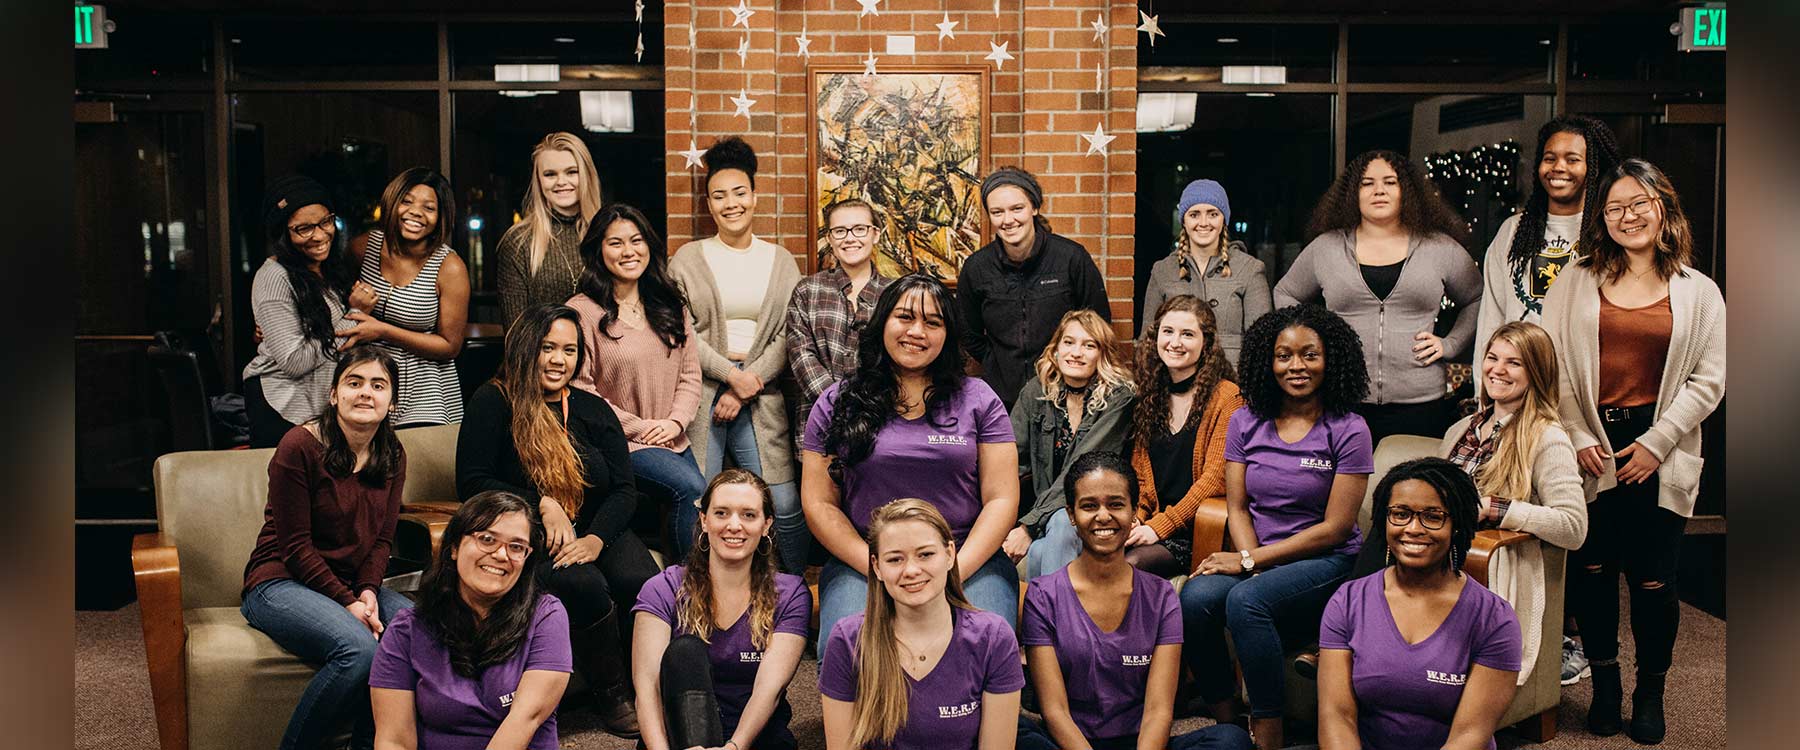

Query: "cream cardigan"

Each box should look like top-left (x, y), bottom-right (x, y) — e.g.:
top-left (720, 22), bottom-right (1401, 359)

top-left (1439, 415), bottom-right (1588, 683)
top-left (668, 237), bottom-right (803, 484)
top-left (1541, 263), bottom-right (1726, 516)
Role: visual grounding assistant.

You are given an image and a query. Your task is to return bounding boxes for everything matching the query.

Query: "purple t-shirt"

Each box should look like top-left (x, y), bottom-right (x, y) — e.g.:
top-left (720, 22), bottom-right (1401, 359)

top-left (803, 379), bottom-right (1014, 541)
top-left (631, 566), bottom-right (812, 743)
top-left (1020, 567), bottom-right (1183, 740)
top-left (818, 608), bottom-right (1026, 750)
top-left (1225, 408), bottom-right (1372, 556)
top-left (369, 594), bottom-right (574, 750)
top-left (1319, 572), bottom-right (1523, 750)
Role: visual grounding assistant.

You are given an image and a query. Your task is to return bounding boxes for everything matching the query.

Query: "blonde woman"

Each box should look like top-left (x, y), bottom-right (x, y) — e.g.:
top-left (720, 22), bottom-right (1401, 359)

top-left (631, 469), bottom-right (810, 750)
top-left (819, 499), bottom-right (1024, 750)
top-left (1439, 321), bottom-right (1587, 687)
top-left (1005, 309), bottom-right (1138, 579)
top-left (498, 132), bottom-right (602, 328)
top-left (1140, 179), bottom-right (1271, 366)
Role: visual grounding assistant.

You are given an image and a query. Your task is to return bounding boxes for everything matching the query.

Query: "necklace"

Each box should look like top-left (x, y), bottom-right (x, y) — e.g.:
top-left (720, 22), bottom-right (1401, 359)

top-left (896, 636), bottom-right (938, 662)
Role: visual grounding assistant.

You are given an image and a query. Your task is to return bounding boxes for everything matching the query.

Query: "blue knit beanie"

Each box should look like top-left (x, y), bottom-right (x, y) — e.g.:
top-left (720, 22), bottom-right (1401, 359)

top-left (1176, 179), bottom-right (1230, 227)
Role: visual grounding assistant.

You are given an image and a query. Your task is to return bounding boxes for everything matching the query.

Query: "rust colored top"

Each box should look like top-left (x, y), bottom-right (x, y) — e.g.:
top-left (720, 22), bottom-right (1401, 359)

top-left (1598, 291), bottom-right (1672, 408)
top-left (243, 426), bottom-right (406, 605)
top-left (1131, 380), bottom-right (1246, 540)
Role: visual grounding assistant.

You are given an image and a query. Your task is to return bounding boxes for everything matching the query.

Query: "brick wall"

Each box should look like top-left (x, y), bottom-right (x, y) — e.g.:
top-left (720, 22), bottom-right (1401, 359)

top-left (664, 0), bottom-right (1140, 337)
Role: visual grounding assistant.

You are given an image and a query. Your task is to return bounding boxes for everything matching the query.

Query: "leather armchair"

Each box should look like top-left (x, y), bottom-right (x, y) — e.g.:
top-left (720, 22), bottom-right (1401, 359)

top-left (131, 424), bottom-right (460, 750)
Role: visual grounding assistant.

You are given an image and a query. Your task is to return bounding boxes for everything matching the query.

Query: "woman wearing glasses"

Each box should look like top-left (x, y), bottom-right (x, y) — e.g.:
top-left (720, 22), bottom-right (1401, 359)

top-left (242, 175), bottom-right (379, 448)
top-left (786, 198), bottom-right (893, 456)
top-left (1542, 158), bottom-right (1725, 744)
top-left (1141, 179), bottom-right (1271, 367)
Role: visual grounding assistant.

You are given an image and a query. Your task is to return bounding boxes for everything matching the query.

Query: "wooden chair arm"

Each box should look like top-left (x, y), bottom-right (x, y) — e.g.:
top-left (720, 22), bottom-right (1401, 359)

top-left (131, 532), bottom-right (188, 750)
top-left (1463, 529), bottom-right (1535, 587)
top-left (401, 500), bottom-right (463, 516)
top-left (1190, 496), bottom-right (1231, 562)
top-left (398, 511), bottom-right (453, 560)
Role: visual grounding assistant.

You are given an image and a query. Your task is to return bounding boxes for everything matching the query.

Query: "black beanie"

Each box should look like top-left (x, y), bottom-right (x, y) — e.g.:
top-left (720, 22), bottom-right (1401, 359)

top-left (262, 175), bottom-right (334, 227)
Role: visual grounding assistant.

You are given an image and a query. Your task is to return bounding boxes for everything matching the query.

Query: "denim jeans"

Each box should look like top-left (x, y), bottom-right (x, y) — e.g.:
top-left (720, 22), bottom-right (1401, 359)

top-left (706, 376), bottom-right (807, 573)
top-left (1016, 716), bottom-right (1253, 750)
top-left (630, 446), bottom-right (708, 556)
top-left (815, 551), bottom-right (1020, 656)
top-left (241, 578), bottom-right (414, 750)
top-left (1178, 553), bottom-right (1354, 718)
top-left (1024, 508), bottom-right (1082, 580)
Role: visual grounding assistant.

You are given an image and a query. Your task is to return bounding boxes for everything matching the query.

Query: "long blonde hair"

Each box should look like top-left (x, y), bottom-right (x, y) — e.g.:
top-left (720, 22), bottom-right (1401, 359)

top-left (849, 499), bottom-right (975, 750)
top-left (520, 132), bottom-right (601, 274)
top-left (1033, 309), bottom-right (1133, 412)
top-left (674, 469), bottom-right (781, 649)
top-left (1475, 321), bottom-right (1561, 501)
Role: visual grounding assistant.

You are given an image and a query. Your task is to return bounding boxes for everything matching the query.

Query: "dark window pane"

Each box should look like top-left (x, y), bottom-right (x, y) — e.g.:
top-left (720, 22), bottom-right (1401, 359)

top-left (451, 91), bottom-right (667, 310)
top-left (1139, 23), bottom-right (1335, 83)
top-left (75, 10), bottom-right (212, 84)
top-left (451, 22), bottom-right (662, 80)
top-left (1135, 94), bottom-right (1333, 324)
top-left (1570, 20), bottom-right (1726, 84)
top-left (1350, 25), bottom-right (1553, 84)
top-left (228, 20), bottom-right (436, 81)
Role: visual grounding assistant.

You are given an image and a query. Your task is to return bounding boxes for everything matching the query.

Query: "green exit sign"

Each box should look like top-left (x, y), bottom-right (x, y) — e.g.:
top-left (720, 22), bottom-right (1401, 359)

top-left (1679, 6), bottom-right (1726, 52)
top-left (75, 4), bottom-right (109, 49)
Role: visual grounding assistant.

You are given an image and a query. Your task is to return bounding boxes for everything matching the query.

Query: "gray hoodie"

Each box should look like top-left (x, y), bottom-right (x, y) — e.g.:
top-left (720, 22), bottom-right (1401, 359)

top-left (1274, 229), bottom-right (1482, 405)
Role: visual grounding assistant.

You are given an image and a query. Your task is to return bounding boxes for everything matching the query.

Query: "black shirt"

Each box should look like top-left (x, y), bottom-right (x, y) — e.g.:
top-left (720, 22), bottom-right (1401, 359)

top-left (1360, 260), bottom-right (1405, 301)
top-left (1145, 418), bottom-right (1201, 512)
top-left (455, 383), bottom-right (638, 544)
top-left (955, 230), bottom-right (1111, 404)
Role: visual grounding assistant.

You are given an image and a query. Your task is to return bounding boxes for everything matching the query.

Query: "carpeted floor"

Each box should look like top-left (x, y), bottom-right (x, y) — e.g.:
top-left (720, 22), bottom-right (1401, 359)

top-left (76, 583), bottom-right (1725, 749)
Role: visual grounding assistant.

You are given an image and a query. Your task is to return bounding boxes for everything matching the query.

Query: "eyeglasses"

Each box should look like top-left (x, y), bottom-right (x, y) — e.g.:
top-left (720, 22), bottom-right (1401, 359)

top-left (1386, 506), bottom-right (1449, 530)
top-left (828, 224), bottom-right (875, 240)
top-left (1602, 197), bottom-right (1659, 223)
top-left (288, 214), bottom-right (338, 240)
top-left (469, 531), bottom-right (531, 560)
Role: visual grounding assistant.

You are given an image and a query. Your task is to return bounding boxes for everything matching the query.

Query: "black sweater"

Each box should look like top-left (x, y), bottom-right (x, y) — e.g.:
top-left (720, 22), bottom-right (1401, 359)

top-left (455, 383), bottom-right (638, 545)
top-left (955, 231), bottom-right (1111, 404)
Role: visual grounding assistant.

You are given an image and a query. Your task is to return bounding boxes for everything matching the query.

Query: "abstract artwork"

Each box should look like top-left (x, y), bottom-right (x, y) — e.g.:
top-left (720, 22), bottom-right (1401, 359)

top-left (808, 65), bottom-right (990, 280)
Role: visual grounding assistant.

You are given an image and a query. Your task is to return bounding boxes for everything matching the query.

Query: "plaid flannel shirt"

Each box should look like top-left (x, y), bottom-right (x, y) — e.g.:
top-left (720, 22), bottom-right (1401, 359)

top-left (785, 268), bottom-right (890, 446)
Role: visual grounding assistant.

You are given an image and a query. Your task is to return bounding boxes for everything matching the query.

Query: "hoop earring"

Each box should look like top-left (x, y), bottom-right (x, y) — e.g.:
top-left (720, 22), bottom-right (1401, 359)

top-left (757, 536), bottom-right (773, 557)
top-left (697, 535), bottom-right (711, 553)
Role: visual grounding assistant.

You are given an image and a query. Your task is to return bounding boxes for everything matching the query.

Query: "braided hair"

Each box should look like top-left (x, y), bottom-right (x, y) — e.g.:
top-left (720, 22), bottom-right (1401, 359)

top-left (1371, 457), bottom-right (1481, 574)
top-left (1506, 116), bottom-right (1622, 302)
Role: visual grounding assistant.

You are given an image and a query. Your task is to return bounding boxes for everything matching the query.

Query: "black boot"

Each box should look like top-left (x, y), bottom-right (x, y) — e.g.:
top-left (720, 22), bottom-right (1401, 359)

top-left (1629, 671), bottom-right (1667, 744)
top-left (571, 609), bottom-right (642, 739)
top-left (1587, 662), bottom-right (1623, 736)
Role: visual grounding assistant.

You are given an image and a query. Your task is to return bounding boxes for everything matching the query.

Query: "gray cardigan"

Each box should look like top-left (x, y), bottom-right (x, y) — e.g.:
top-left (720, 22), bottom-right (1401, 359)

top-left (1140, 244), bottom-right (1272, 366)
top-left (667, 237), bottom-right (803, 484)
top-left (1010, 378), bottom-right (1136, 536)
top-left (1274, 229), bottom-right (1483, 405)
top-left (1542, 262), bottom-right (1726, 516)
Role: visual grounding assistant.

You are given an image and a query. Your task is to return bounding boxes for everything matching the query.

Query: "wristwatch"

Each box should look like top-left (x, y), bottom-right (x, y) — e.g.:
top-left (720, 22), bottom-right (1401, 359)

top-left (1239, 549), bottom-right (1255, 573)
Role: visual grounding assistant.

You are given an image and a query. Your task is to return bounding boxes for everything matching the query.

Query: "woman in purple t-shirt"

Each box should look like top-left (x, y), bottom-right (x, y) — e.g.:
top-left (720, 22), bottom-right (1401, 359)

top-left (819, 499), bottom-right (1024, 750)
top-left (802, 274), bottom-right (1021, 656)
top-left (371, 491), bottom-right (574, 750)
top-left (631, 469), bottom-right (812, 750)
top-left (1318, 458), bottom-right (1522, 750)
top-left (1179, 305), bottom-right (1373, 749)
top-left (1019, 452), bottom-right (1252, 750)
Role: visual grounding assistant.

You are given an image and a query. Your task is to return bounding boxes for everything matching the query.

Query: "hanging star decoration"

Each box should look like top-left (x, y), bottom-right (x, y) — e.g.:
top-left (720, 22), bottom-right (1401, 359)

top-left (985, 41), bottom-right (1014, 70)
top-left (636, 32), bottom-right (645, 63)
top-left (1090, 12), bottom-right (1108, 42)
top-left (862, 50), bottom-right (879, 77)
top-left (634, 0), bottom-right (644, 23)
top-left (1080, 123), bottom-right (1117, 156)
top-left (731, 89), bottom-right (757, 120)
top-left (857, 0), bottom-right (880, 18)
top-left (936, 13), bottom-right (959, 40)
top-left (993, 0), bottom-right (1000, 18)
top-left (736, 36), bottom-right (749, 65)
top-left (1094, 63), bottom-right (1103, 93)
top-left (796, 30), bottom-right (813, 57)
top-left (731, 0), bottom-right (755, 28)
top-left (1136, 10), bottom-right (1164, 47)
top-left (678, 139), bottom-right (707, 170)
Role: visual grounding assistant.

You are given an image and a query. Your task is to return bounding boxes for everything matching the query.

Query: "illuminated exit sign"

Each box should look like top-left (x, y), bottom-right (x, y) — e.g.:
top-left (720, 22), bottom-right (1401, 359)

top-left (1678, 5), bottom-right (1726, 52)
top-left (75, 4), bottom-right (109, 49)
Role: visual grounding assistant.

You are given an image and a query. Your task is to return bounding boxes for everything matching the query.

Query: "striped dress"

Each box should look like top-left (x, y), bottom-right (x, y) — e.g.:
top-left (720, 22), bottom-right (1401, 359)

top-left (360, 230), bottom-right (464, 426)
top-left (242, 257), bottom-right (353, 425)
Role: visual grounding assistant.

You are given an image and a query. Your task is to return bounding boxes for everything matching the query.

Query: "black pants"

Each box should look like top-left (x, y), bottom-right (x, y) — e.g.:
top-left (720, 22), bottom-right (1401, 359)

top-left (1353, 399), bottom-right (1455, 449)
top-left (1567, 412), bottom-right (1686, 675)
top-left (534, 530), bottom-right (659, 631)
top-left (244, 376), bottom-right (299, 449)
top-left (654, 635), bottom-right (798, 750)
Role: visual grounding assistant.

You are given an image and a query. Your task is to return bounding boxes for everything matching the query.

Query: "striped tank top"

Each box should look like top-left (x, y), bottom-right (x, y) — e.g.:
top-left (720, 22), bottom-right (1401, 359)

top-left (360, 231), bottom-right (464, 426)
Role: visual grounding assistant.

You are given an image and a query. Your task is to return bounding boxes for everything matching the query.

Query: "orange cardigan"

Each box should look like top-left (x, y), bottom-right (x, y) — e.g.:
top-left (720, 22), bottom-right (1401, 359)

top-left (1132, 380), bottom-right (1245, 541)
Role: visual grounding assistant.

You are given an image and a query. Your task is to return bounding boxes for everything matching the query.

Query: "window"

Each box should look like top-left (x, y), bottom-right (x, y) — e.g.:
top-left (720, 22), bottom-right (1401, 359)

top-left (1349, 24), bottom-right (1554, 84)
top-left (1138, 23), bottom-right (1335, 83)
top-left (1570, 20), bottom-right (1727, 84)
top-left (228, 19), bottom-right (436, 81)
top-left (451, 22), bottom-right (659, 80)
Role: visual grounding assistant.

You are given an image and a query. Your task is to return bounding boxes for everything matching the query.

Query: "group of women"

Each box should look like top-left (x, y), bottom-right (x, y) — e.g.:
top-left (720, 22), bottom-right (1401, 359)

top-left (234, 115), bottom-right (1722, 750)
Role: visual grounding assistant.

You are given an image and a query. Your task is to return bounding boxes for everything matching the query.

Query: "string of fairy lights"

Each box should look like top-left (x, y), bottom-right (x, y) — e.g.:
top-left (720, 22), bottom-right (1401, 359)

top-left (1423, 139), bottom-right (1523, 236)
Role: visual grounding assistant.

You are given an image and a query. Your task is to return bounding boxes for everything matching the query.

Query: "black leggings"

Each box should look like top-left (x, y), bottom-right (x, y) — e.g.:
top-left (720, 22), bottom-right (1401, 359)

top-left (1567, 412), bottom-right (1687, 676)
top-left (659, 635), bottom-right (725, 750)
top-left (243, 376), bottom-right (299, 449)
top-left (1354, 399), bottom-right (1456, 448)
top-left (533, 530), bottom-right (659, 630)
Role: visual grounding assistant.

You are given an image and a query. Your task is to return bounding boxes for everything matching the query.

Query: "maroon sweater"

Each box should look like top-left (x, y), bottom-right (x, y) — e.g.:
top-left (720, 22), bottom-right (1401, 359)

top-left (242, 426), bottom-right (407, 605)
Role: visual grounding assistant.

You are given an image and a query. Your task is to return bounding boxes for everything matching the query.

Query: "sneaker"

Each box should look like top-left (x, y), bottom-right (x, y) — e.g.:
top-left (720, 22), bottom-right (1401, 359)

top-left (1560, 636), bottom-right (1590, 685)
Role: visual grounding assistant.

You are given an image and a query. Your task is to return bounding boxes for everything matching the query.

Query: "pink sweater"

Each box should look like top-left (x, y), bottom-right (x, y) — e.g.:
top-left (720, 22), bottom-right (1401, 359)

top-left (567, 293), bottom-right (703, 452)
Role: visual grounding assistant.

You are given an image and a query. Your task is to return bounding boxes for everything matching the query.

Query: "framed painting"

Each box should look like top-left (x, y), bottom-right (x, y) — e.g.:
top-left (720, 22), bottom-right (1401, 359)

top-left (807, 65), bottom-right (991, 281)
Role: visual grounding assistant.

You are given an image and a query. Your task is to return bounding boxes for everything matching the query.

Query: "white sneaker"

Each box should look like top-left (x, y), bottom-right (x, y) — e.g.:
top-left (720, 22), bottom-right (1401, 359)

top-left (1560, 636), bottom-right (1590, 685)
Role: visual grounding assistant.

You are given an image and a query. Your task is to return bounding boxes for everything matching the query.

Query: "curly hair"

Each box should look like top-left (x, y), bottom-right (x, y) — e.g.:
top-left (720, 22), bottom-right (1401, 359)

top-left (1238, 304), bottom-right (1369, 420)
top-left (1132, 295), bottom-right (1233, 443)
top-left (1371, 457), bottom-right (1480, 575)
top-left (1507, 116), bottom-right (1621, 280)
top-left (822, 274), bottom-right (968, 468)
top-left (675, 469), bottom-right (781, 650)
top-left (1306, 149), bottom-right (1470, 247)
top-left (704, 135), bottom-right (758, 185)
